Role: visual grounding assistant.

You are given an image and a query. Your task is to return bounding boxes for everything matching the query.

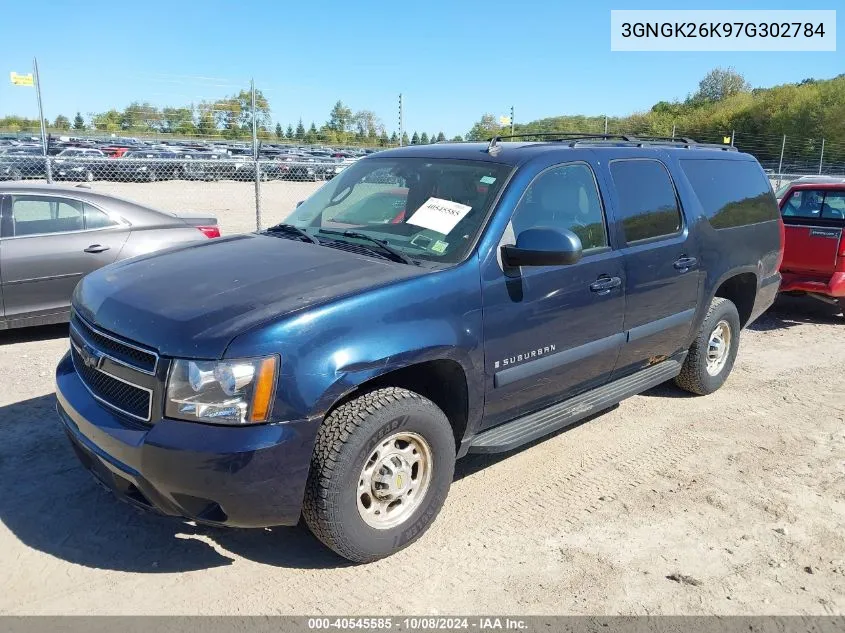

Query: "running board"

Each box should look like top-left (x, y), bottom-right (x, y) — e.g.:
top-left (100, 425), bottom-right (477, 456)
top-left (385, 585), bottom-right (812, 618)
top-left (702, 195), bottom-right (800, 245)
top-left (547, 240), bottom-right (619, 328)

top-left (468, 357), bottom-right (684, 454)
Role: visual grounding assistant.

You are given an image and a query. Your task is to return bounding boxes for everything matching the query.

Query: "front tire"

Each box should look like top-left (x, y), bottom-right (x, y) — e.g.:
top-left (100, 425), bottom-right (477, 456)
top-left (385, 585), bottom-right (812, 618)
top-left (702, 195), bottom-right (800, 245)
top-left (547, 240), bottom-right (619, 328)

top-left (675, 297), bottom-right (741, 395)
top-left (303, 387), bottom-right (455, 563)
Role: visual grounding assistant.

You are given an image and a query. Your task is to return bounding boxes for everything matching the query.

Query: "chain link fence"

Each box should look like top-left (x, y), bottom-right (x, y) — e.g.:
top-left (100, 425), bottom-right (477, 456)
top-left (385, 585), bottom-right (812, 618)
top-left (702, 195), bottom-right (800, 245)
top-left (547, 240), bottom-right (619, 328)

top-left (2, 130), bottom-right (844, 235)
top-left (0, 148), bottom-right (352, 234)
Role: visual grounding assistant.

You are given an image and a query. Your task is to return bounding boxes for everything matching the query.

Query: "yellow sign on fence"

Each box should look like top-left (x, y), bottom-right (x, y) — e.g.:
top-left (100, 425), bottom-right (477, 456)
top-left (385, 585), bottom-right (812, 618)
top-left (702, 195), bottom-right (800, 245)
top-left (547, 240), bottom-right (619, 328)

top-left (723, 136), bottom-right (732, 144)
top-left (499, 115), bottom-right (512, 126)
top-left (10, 72), bottom-right (34, 86)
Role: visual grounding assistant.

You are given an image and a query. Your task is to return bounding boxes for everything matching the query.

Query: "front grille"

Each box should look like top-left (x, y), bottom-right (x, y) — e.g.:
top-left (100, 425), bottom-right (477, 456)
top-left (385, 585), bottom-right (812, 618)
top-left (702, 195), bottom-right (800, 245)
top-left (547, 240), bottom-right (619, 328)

top-left (70, 312), bottom-right (158, 374)
top-left (71, 345), bottom-right (152, 421)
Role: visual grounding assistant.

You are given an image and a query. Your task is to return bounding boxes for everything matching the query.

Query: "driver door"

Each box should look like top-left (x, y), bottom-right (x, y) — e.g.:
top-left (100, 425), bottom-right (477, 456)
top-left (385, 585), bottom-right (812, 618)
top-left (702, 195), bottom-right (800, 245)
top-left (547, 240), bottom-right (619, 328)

top-left (480, 161), bottom-right (626, 429)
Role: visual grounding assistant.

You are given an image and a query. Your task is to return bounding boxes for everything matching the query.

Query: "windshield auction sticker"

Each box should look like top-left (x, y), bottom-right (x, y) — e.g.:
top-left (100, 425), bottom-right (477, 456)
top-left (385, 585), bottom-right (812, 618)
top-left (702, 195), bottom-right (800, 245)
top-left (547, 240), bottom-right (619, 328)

top-left (407, 197), bottom-right (473, 235)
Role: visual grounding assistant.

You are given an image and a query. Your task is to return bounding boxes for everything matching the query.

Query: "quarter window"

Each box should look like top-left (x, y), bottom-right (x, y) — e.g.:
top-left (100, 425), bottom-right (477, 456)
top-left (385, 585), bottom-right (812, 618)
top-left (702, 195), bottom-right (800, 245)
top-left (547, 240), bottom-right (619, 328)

top-left (609, 159), bottom-right (682, 242)
top-left (511, 162), bottom-right (608, 250)
top-left (84, 203), bottom-right (118, 229)
top-left (10, 195), bottom-right (84, 236)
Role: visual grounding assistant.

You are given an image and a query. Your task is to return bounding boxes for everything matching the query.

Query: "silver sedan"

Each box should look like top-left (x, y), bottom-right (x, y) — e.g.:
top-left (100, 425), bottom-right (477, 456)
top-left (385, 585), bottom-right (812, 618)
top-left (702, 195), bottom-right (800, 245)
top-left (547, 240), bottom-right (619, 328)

top-left (0, 183), bottom-right (220, 331)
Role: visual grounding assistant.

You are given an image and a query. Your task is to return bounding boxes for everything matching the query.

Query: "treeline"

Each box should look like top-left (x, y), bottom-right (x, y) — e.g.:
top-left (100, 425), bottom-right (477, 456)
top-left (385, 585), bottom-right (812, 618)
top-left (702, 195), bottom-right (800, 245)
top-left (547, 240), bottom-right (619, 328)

top-left (0, 94), bottom-right (452, 148)
top-left (466, 68), bottom-right (845, 165)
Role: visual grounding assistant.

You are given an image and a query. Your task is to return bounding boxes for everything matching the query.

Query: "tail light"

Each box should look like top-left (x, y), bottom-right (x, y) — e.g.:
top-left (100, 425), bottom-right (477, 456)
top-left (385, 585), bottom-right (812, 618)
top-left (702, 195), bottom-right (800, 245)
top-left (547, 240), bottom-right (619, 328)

top-left (774, 211), bottom-right (786, 271)
top-left (197, 225), bottom-right (221, 239)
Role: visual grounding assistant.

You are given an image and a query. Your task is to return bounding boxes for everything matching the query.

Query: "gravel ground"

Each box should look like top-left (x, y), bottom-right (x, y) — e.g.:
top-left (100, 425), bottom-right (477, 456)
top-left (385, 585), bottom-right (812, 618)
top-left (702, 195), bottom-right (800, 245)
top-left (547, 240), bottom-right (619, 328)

top-left (0, 181), bottom-right (843, 615)
top-left (90, 180), bottom-right (323, 235)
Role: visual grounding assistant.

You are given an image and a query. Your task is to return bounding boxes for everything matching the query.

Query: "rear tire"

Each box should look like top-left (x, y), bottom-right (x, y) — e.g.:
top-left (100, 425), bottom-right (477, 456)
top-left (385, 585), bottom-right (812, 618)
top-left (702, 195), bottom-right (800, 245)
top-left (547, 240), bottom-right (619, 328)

top-left (302, 387), bottom-right (455, 563)
top-left (675, 297), bottom-right (741, 395)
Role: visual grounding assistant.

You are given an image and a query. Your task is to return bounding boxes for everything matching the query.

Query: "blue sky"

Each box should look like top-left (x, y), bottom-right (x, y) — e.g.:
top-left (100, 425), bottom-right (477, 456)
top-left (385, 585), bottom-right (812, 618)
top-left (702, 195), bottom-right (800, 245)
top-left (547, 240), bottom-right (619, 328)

top-left (0, 0), bottom-right (841, 137)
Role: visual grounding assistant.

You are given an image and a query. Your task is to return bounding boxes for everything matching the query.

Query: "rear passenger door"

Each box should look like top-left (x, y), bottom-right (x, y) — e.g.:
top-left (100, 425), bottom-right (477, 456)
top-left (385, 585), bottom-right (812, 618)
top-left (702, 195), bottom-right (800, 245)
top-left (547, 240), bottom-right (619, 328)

top-left (602, 157), bottom-right (701, 376)
top-left (0, 194), bottom-right (129, 321)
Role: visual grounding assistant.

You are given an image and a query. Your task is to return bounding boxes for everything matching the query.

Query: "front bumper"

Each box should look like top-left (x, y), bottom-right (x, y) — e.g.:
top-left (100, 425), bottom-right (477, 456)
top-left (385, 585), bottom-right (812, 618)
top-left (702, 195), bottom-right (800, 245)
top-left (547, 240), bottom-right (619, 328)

top-left (780, 271), bottom-right (845, 299)
top-left (55, 351), bottom-right (316, 528)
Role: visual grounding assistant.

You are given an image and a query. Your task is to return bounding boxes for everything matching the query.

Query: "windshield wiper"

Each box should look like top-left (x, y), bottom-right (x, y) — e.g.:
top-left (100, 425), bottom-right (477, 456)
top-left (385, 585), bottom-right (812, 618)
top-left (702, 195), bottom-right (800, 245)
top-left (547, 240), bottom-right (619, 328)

top-left (264, 223), bottom-right (319, 244)
top-left (318, 229), bottom-right (416, 265)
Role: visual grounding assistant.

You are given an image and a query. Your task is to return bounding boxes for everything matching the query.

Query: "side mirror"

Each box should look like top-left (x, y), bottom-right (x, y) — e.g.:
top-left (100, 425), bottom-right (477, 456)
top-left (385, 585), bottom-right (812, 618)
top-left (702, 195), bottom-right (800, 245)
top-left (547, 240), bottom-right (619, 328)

top-left (501, 227), bottom-right (583, 268)
top-left (296, 200), bottom-right (304, 208)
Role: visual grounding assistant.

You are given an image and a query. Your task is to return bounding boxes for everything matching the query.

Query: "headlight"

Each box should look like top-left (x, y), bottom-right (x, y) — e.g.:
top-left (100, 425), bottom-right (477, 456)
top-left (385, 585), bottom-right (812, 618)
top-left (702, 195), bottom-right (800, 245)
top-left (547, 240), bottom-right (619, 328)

top-left (166, 356), bottom-right (278, 425)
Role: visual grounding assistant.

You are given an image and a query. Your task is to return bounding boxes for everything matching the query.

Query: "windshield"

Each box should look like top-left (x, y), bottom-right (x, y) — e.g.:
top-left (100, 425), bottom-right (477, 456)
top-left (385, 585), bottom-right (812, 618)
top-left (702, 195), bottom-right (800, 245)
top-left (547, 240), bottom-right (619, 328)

top-left (284, 157), bottom-right (511, 264)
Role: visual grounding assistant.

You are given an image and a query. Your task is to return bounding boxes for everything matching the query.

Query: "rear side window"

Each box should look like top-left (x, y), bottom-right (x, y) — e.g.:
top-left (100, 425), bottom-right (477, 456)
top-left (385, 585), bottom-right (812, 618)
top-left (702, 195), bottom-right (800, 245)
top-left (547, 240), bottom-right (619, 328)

top-left (609, 159), bottom-right (681, 242)
top-left (680, 159), bottom-right (778, 228)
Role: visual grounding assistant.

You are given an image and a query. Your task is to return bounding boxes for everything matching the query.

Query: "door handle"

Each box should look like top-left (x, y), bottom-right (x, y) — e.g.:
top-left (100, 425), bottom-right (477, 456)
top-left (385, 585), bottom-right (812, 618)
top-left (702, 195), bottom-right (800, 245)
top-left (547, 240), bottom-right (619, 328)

top-left (673, 256), bottom-right (697, 271)
top-left (84, 244), bottom-right (110, 253)
top-left (589, 276), bottom-right (622, 295)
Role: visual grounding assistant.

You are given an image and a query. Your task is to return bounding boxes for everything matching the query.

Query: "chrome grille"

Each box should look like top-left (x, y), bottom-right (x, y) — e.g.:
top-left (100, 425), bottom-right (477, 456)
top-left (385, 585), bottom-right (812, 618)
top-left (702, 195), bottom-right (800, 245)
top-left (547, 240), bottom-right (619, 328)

top-left (70, 311), bottom-right (158, 374)
top-left (71, 345), bottom-right (152, 421)
top-left (68, 312), bottom-right (157, 422)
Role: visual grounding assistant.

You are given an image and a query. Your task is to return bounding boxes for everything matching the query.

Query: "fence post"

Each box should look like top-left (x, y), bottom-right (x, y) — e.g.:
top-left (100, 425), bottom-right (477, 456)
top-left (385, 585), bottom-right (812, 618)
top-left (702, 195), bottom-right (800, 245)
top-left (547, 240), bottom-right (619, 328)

top-left (819, 138), bottom-right (825, 175)
top-left (671, 124), bottom-right (676, 139)
top-left (251, 79), bottom-right (262, 231)
top-left (777, 135), bottom-right (786, 189)
top-left (33, 57), bottom-right (52, 184)
top-left (730, 130), bottom-right (735, 147)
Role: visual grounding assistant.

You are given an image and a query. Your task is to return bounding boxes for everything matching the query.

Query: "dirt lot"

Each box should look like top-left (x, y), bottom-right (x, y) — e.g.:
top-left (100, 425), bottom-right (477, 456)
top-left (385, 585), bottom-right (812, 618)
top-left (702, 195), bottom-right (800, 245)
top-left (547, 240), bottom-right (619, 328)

top-left (0, 178), bottom-right (843, 615)
top-left (90, 180), bottom-right (323, 235)
top-left (0, 293), bottom-right (842, 615)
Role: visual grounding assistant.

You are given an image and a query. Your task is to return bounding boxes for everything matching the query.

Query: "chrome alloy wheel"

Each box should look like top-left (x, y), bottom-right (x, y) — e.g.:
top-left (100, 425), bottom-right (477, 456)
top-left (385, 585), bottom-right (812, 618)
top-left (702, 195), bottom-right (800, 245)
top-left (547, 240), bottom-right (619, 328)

top-left (357, 431), bottom-right (433, 529)
top-left (706, 319), bottom-right (732, 376)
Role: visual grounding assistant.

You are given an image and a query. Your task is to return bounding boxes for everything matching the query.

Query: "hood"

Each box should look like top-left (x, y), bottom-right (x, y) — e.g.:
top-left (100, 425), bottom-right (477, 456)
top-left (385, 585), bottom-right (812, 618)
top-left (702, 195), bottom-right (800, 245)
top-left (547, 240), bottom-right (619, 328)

top-left (73, 233), bottom-right (428, 358)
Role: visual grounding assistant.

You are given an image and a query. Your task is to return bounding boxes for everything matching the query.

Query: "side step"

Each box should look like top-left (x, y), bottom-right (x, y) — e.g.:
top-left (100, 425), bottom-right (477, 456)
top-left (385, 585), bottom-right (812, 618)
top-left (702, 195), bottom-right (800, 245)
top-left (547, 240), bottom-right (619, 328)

top-left (468, 357), bottom-right (684, 454)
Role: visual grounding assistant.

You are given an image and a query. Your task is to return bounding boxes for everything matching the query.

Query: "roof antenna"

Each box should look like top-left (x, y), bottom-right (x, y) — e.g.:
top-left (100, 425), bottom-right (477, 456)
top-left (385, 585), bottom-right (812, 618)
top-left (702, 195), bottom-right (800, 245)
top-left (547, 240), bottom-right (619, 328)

top-left (487, 136), bottom-right (501, 156)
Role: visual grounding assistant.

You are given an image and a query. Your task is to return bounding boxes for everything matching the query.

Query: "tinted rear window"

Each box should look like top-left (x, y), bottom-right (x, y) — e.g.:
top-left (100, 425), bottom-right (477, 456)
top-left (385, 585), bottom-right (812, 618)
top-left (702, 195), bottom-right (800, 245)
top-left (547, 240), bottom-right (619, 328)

top-left (608, 159), bottom-right (682, 242)
top-left (680, 159), bottom-right (778, 229)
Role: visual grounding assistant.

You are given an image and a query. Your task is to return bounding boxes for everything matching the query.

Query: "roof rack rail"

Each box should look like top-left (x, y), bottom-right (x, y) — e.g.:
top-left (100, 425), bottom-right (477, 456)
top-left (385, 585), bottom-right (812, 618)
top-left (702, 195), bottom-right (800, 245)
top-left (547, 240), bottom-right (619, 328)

top-left (486, 132), bottom-right (737, 153)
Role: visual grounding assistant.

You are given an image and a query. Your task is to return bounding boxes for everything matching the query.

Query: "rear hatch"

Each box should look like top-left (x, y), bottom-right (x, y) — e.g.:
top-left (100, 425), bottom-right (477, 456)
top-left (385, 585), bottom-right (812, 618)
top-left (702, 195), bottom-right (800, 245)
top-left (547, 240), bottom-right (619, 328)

top-left (780, 187), bottom-right (845, 277)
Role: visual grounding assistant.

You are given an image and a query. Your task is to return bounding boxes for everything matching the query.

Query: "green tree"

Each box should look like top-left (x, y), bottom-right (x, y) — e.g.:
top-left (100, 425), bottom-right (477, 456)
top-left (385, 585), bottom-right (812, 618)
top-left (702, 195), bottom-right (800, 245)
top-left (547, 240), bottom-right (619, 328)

top-left (162, 107), bottom-right (195, 135)
top-left (295, 119), bottom-right (305, 140)
top-left (691, 67), bottom-right (751, 103)
top-left (73, 112), bottom-right (85, 130)
top-left (92, 109), bottom-right (122, 132)
top-left (401, 132), bottom-right (410, 145)
top-left (196, 103), bottom-right (217, 137)
top-left (53, 115), bottom-right (70, 130)
top-left (327, 100), bottom-right (353, 135)
top-left (436, 131), bottom-right (446, 142)
top-left (286, 124), bottom-right (294, 139)
top-left (420, 132), bottom-right (429, 144)
top-left (451, 135), bottom-right (464, 141)
top-left (390, 131), bottom-right (399, 144)
top-left (305, 122), bottom-right (318, 144)
top-left (467, 114), bottom-right (502, 141)
top-left (275, 122), bottom-right (284, 139)
top-left (379, 130), bottom-right (389, 146)
top-left (411, 131), bottom-right (420, 144)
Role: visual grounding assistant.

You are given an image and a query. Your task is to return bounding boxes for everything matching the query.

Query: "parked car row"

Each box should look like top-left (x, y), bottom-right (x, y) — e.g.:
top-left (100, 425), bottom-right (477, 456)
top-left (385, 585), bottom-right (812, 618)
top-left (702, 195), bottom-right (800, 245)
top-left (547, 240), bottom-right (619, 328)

top-left (0, 137), bottom-right (372, 184)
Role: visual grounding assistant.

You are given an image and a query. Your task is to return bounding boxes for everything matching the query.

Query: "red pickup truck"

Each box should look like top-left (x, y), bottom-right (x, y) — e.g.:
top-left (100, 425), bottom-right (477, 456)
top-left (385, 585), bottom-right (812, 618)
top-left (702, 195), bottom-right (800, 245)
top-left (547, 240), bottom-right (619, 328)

top-left (779, 181), bottom-right (845, 313)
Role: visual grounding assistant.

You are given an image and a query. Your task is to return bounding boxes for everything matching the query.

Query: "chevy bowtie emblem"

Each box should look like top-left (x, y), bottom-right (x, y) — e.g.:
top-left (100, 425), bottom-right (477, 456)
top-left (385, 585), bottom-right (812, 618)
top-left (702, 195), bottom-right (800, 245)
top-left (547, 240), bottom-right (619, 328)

top-left (79, 342), bottom-right (105, 370)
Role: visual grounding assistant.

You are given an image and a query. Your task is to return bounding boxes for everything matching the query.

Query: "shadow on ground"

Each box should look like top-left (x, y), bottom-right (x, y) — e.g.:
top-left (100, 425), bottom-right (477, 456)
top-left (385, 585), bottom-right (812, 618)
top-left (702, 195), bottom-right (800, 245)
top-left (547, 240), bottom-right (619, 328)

top-left (0, 393), bottom-right (351, 572)
top-left (749, 295), bottom-right (842, 332)
top-left (0, 323), bottom-right (68, 345)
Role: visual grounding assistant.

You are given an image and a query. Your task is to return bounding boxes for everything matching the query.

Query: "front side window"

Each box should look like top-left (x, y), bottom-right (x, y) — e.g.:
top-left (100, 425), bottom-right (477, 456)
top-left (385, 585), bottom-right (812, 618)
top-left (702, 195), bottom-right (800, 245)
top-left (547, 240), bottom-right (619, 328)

top-left (511, 162), bottom-right (608, 250)
top-left (285, 157), bottom-right (512, 264)
top-left (609, 159), bottom-right (682, 243)
top-left (11, 195), bottom-right (83, 236)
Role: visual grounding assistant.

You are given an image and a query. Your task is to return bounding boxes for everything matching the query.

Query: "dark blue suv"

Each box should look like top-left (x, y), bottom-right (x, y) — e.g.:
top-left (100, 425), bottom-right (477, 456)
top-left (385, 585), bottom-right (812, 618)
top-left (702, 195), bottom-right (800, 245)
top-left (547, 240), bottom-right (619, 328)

top-left (55, 136), bottom-right (783, 562)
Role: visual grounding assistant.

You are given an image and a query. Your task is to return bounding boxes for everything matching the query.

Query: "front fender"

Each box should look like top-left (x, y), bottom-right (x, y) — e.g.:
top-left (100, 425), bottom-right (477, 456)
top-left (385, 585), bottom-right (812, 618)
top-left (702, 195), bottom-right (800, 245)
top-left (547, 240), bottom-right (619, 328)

top-left (224, 261), bottom-right (485, 427)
